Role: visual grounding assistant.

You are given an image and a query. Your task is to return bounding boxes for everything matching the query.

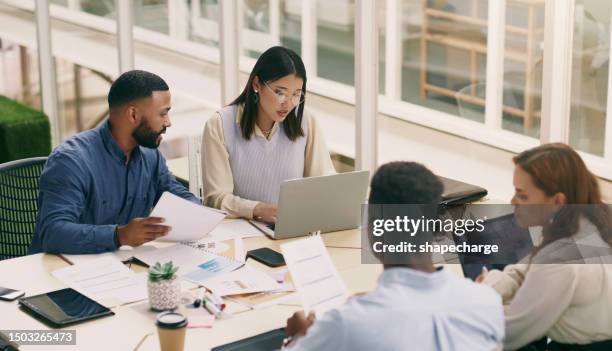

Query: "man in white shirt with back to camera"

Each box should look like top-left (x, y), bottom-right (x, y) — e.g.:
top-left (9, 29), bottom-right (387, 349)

top-left (282, 161), bottom-right (505, 351)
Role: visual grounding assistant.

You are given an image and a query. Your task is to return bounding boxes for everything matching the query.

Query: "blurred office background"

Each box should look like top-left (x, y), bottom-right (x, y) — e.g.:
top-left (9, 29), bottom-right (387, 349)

top-left (0, 0), bottom-right (610, 201)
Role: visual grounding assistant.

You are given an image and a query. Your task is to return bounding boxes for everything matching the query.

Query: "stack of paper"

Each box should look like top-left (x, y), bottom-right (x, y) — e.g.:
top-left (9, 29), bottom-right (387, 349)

top-left (51, 257), bottom-right (147, 306)
top-left (226, 289), bottom-right (294, 310)
top-left (199, 266), bottom-right (284, 296)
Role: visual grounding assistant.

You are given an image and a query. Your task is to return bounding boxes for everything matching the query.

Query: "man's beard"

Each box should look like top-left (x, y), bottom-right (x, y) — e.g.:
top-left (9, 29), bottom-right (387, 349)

top-left (132, 118), bottom-right (165, 149)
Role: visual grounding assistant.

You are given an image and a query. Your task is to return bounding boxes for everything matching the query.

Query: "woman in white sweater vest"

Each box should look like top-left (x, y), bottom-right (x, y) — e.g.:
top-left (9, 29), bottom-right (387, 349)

top-left (478, 143), bottom-right (612, 350)
top-left (201, 46), bottom-right (335, 223)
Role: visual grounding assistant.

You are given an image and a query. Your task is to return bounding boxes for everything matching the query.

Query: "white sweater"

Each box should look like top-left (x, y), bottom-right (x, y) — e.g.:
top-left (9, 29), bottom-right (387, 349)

top-left (483, 218), bottom-right (612, 350)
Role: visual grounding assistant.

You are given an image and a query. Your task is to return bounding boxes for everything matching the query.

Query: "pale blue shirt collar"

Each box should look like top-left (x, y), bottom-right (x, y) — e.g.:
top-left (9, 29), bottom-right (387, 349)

top-left (378, 266), bottom-right (450, 289)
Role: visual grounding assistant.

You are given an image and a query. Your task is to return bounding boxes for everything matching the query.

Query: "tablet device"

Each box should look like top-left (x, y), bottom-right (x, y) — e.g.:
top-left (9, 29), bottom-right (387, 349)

top-left (18, 288), bottom-right (114, 328)
top-left (455, 214), bottom-right (533, 280)
top-left (211, 328), bottom-right (286, 351)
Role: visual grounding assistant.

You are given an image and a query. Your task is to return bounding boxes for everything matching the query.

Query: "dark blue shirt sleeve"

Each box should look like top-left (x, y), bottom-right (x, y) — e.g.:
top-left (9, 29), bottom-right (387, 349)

top-left (35, 152), bottom-right (117, 254)
top-left (155, 151), bottom-right (200, 205)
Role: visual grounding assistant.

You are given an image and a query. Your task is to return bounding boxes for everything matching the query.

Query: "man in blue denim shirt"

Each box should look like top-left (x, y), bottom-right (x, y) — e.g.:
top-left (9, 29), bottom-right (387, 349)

top-left (29, 70), bottom-right (199, 254)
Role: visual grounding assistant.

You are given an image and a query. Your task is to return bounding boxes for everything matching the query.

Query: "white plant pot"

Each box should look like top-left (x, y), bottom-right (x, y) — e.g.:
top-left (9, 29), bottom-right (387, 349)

top-left (148, 276), bottom-right (181, 311)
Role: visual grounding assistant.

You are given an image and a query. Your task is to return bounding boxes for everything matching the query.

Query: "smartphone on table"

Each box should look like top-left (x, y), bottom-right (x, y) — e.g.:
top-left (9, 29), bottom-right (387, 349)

top-left (0, 287), bottom-right (25, 301)
top-left (246, 248), bottom-right (286, 267)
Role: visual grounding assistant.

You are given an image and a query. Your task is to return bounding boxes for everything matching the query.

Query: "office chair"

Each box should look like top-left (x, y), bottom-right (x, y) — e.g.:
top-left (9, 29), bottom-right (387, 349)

top-left (0, 157), bottom-right (47, 260)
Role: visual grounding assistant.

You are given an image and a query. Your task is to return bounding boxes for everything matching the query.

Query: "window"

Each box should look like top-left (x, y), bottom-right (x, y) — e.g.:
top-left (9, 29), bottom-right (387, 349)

top-left (569, 0), bottom-right (610, 156)
top-left (134, 0), bottom-right (170, 35)
top-left (402, 0), bottom-right (488, 122)
top-left (316, 0), bottom-right (355, 86)
top-left (502, 0), bottom-right (544, 138)
top-left (1, 0), bottom-right (610, 179)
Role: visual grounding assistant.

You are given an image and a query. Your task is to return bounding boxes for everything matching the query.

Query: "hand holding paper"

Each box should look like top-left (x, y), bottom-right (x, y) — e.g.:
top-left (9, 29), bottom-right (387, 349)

top-left (281, 236), bottom-right (348, 314)
top-left (150, 192), bottom-right (226, 242)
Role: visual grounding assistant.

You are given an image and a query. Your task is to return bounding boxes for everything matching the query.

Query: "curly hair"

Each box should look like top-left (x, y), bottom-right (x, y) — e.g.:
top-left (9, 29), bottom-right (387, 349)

top-left (368, 162), bottom-right (443, 205)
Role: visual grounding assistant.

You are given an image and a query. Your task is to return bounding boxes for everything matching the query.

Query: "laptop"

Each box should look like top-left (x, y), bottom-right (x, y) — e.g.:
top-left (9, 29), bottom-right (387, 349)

top-left (250, 171), bottom-right (370, 240)
top-left (439, 176), bottom-right (488, 207)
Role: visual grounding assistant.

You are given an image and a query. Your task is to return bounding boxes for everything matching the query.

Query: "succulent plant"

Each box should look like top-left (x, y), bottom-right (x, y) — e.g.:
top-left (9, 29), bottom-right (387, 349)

top-left (148, 261), bottom-right (179, 283)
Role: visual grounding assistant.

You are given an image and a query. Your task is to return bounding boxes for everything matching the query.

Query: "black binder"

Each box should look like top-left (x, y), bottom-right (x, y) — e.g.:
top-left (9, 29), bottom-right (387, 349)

top-left (211, 328), bottom-right (286, 351)
top-left (438, 176), bottom-right (488, 207)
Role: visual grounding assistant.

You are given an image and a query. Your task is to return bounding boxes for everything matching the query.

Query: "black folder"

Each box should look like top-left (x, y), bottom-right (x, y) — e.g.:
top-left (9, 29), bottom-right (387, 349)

top-left (211, 328), bottom-right (286, 351)
top-left (438, 176), bottom-right (488, 207)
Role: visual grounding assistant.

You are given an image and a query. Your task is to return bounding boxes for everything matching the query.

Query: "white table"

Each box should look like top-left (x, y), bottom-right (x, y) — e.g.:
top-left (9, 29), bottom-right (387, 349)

top-left (0, 228), bottom-right (399, 350)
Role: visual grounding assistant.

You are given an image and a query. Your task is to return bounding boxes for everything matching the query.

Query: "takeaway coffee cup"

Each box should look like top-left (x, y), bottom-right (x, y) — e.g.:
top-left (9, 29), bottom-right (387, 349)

top-left (156, 312), bottom-right (188, 351)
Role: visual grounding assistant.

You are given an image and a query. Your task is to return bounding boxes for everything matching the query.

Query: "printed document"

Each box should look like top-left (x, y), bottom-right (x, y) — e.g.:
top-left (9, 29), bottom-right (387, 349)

top-left (206, 219), bottom-right (264, 242)
top-left (281, 235), bottom-right (348, 314)
top-left (51, 257), bottom-right (147, 306)
top-left (150, 192), bottom-right (226, 242)
top-left (200, 266), bottom-right (283, 296)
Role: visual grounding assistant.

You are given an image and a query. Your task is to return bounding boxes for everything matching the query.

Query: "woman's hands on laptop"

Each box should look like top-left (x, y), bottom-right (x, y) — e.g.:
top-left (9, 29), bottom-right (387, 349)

top-left (253, 203), bottom-right (278, 224)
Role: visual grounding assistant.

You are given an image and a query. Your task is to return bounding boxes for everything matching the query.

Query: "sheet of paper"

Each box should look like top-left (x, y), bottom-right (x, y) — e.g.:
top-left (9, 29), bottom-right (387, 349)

top-left (51, 257), bottom-right (147, 306)
top-left (150, 192), bottom-right (226, 242)
top-left (226, 289), bottom-right (295, 310)
top-left (268, 269), bottom-right (288, 283)
top-left (204, 219), bottom-right (264, 242)
top-left (186, 241), bottom-right (230, 255)
top-left (61, 245), bottom-right (157, 265)
top-left (201, 266), bottom-right (283, 296)
top-left (182, 256), bottom-right (244, 284)
top-left (281, 235), bottom-right (348, 314)
top-left (234, 238), bottom-right (246, 262)
top-left (134, 244), bottom-right (219, 273)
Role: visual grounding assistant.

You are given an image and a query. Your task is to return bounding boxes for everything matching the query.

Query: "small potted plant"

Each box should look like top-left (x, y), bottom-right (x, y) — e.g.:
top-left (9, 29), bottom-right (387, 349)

top-left (148, 261), bottom-right (180, 311)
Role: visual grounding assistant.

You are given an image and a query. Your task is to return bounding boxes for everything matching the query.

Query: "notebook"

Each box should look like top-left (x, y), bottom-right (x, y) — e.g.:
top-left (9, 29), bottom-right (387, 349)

top-left (136, 243), bottom-right (244, 276)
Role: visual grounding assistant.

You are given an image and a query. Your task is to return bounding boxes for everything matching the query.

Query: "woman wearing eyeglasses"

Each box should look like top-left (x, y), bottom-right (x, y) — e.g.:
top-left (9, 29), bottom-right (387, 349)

top-left (201, 46), bottom-right (335, 223)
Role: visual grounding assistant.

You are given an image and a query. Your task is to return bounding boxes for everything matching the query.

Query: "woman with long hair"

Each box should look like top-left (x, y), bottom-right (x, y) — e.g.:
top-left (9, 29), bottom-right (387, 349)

top-left (479, 143), bottom-right (612, 350)
top-left (201, 46), bottom-right (335, 223)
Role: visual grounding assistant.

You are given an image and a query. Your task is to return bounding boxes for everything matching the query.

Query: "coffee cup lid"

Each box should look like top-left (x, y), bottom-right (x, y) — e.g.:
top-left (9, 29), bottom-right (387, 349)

top-left (156, 312), bottom-right (188, 329)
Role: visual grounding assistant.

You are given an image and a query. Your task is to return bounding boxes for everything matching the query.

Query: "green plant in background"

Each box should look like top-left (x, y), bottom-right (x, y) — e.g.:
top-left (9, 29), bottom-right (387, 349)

top-left (0, 96), bottom-right (51, 163)
top-left (79, 0), bottom-right (115, 17)
top-left (148, 261), bottom-right (178, 282)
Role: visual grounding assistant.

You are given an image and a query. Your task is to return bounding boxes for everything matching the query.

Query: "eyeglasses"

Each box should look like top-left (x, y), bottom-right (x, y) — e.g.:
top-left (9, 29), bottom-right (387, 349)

top-left (264, 82), bottom-right (305, 106)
